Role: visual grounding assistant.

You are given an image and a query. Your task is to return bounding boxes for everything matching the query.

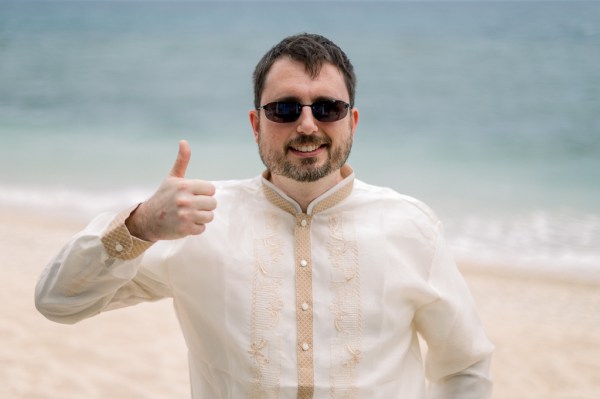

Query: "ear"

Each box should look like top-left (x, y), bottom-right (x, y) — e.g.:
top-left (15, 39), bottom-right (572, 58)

top-left (249, 110), bottom-right (260, 143)
top-left (350, 107), bottom-right (359, 138)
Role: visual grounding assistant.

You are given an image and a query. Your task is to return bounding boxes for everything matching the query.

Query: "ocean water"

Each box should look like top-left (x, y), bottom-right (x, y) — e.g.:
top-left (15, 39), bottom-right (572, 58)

top-left (1, 1), bottom-right (599, 280)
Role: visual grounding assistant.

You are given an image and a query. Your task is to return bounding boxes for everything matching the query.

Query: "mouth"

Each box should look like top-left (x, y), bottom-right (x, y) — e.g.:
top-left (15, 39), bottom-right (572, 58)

top-left (288, 143), bottom-right (327, 157)
top-left (291, 144), bottom-right (321, 152)
top-left (287, 136), bottom-right (331, 157)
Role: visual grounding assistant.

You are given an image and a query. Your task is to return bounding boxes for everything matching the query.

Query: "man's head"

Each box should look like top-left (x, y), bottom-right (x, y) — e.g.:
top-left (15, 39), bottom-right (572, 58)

top-left (249, 33), bottom-right (359, 185)
top-left (253, 33), bottom-right (356, 110)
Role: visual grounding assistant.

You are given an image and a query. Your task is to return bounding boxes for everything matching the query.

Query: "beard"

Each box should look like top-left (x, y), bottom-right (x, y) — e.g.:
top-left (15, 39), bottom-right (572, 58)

top-left (257, 123), bottom-right (353, 183)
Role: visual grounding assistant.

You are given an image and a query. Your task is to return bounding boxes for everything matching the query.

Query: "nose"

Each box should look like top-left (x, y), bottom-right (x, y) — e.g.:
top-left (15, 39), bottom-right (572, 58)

top-left (296, 106), bottom-right (318, 135)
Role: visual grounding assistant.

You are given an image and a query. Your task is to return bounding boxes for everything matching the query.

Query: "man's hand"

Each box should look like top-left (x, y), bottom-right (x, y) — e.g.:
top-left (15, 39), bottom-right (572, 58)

top-left (125, 140), bottom-right (217, 242)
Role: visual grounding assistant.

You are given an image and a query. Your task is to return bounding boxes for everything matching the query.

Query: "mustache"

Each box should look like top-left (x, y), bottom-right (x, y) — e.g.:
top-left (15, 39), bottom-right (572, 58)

top-left (286, 135), bottom-right (331, 148)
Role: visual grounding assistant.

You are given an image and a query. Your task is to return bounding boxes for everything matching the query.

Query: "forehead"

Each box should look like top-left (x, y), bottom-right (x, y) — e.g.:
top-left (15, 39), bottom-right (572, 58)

top-left (261, 58), bottom-right (348, 102)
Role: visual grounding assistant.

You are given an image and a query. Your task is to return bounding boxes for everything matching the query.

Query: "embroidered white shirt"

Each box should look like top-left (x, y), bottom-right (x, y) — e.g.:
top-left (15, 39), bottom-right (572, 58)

top-left (36, 167), bottom-right (494, 398)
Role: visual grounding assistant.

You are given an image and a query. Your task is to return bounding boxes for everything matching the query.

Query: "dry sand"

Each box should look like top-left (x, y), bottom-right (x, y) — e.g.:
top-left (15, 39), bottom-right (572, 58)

top-left (1, 209), bottom-right (599, 398)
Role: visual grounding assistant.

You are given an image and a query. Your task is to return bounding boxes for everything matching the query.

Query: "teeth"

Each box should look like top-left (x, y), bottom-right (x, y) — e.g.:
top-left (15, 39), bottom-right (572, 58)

top-left (293, 145), bottom-right (319, 152)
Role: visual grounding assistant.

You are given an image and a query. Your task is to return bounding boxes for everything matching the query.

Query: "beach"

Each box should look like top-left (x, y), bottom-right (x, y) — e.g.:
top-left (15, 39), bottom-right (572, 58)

top-left (1, 209), bottom-right (599, 399)
top-left (1, 1), bottom-right (599, 397)
top-left (0, 210), bottom-right (189, 398)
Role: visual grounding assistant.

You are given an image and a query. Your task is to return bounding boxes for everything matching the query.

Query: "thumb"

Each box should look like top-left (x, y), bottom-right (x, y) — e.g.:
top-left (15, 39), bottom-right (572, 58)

top-left (169, 140), bottom-right (191, 178)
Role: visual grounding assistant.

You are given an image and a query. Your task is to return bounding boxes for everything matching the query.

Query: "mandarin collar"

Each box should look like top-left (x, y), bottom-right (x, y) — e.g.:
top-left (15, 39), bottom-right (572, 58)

top-left (261, 164), bottom-right (355, 215)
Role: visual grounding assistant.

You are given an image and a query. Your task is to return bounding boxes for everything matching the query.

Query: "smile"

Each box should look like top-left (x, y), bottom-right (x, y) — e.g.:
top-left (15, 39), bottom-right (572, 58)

top-left (291, 144), bottom-right (321, 153)
top-left (288, 143), bottom-right (327, 158)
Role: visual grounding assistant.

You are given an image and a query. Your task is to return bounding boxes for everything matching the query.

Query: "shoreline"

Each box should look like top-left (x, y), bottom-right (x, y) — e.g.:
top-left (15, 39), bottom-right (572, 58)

top-left (2, 209), bottom-right (599, 398)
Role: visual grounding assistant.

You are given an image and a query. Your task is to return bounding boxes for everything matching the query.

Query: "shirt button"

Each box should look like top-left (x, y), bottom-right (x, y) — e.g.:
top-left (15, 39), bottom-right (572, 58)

top-left (302, 343), bottom-right (310, 351)
top-left (300, 219), bottom-right (308, 227)
top-left (300, 259), bottom-right (308, 267)
top-left (115, 243), bottom-right (124, 252)
top-left (301, 302), bottom-right (309, 311)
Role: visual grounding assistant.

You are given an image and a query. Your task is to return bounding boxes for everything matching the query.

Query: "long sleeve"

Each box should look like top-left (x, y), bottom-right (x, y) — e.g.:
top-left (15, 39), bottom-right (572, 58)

top-left (414, 221), bottom-right (494, 398)
top-left (35, 209), bottom-right (170, 324)
top-left (427, 357), bottom-right (493, 399)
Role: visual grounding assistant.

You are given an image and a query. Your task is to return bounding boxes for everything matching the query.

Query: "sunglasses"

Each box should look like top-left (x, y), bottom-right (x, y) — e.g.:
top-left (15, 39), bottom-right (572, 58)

top-left (257, 100), bottom-right (351, 123)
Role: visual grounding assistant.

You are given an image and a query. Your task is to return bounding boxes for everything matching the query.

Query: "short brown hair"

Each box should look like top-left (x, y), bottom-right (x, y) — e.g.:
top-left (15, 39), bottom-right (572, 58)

top-left (252, 33), bottom-right (356, 109)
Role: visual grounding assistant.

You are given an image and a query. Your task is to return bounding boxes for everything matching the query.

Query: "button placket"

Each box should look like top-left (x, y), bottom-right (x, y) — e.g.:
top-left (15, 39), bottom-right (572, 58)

top-left (294, 213), bottom-right (314, 398)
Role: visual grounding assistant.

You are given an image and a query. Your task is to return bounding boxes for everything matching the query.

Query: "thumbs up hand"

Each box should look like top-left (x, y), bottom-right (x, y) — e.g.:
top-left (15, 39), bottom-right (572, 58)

top-left (125, 140), bottom-right (217, 242)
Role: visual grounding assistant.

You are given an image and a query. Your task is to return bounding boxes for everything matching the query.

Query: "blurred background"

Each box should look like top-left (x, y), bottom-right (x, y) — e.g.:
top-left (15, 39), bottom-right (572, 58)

top-left (1, 0), bottom-right (599, 279)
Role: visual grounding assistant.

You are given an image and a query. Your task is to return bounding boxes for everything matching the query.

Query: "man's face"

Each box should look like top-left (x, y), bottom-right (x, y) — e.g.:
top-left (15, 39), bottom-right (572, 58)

top-left (250, 58), bottom-right (359, 183)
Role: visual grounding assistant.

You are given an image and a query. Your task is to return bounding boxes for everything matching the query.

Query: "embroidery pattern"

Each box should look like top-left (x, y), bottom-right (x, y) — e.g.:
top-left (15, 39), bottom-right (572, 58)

top-left (250, 213), bottom-right (284, 398)
top-left (327, 214), bottom-right (362, 399)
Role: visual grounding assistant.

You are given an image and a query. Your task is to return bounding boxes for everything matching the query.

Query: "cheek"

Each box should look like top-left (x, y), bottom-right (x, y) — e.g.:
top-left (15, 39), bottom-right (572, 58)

top-left (258, 125), bottom-right (291, 149)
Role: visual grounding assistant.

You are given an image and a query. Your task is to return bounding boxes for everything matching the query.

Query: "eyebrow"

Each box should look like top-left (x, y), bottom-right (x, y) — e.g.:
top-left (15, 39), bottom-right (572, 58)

top-left (272, 96), bottom-right (301, 103)
top-left (270, 95), bottom-right (340, 104)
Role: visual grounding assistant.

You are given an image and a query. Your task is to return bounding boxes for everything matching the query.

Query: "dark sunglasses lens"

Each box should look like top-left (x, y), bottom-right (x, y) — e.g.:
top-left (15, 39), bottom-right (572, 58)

top-left (264, 102), bottom-right (300, 123)
top-left (262, 100), bottom-right (349, 123)
top-left (312, 101), bottom-right (349, 122)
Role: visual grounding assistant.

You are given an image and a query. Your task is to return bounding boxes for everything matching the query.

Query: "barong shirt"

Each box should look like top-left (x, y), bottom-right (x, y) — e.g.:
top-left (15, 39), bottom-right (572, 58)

top-left (36, 165), bottom-right (494, 398)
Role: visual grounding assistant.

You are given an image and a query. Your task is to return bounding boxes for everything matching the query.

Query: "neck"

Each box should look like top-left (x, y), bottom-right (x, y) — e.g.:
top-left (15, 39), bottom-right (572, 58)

top-left (269, 170), bottom-right (344, 213)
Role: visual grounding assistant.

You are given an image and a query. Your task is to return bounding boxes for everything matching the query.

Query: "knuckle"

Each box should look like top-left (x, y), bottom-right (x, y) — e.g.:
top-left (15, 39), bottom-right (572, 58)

top-left (199, 197), bottom-right (217, 211)
top-left (197, 181), bottom-right (216, 195)
top-left (201, 211), bottom-right (215, 223)
top-left (176, 208), bottom-right (191, 222)
top-left (176, 180), bottom-right (189, 190)
top-left (189, 224), bottom-right (205, 236)
top-left (206, 183), bottom-right (216, 195)
top-left (175, 196), bottom-right (190, 208)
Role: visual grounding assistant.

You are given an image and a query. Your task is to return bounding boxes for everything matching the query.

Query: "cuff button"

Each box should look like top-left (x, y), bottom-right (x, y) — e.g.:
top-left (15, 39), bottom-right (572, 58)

top-left (115, 243), bottom-right (124, 252)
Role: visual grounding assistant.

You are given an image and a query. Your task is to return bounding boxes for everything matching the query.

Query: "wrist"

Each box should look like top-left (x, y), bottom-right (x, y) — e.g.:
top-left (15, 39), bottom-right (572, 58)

top-left (125, 203), bottom-right (157, 242)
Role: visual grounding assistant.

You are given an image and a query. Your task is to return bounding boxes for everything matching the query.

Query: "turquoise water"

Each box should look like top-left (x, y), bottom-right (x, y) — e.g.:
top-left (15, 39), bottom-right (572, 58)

top-left (1, 1), bottom-right (599, 279)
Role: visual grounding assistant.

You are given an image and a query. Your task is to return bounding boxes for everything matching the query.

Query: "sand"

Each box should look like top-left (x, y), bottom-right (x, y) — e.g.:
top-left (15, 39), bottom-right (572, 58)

top-left (1, 209), bottom-right (599, 398)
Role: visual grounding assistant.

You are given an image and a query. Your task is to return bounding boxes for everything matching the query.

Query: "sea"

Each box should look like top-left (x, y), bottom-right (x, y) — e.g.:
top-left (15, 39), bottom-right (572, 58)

top-left (1, 0), bottom-right (599, 281)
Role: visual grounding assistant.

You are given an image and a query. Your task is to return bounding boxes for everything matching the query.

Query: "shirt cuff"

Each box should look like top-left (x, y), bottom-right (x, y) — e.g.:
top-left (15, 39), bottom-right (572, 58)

top-left (101, 204), bottom-right (154, 260)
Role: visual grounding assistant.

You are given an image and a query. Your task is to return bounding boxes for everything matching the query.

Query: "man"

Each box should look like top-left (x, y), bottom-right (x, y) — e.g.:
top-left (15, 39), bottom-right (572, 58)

top-left (36, 33), bottom-right (493, 398)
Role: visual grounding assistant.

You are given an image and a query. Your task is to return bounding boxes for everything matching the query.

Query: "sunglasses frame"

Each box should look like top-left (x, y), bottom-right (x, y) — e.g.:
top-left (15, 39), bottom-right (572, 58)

top-left (257, 99), bottom-right (351, 123)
